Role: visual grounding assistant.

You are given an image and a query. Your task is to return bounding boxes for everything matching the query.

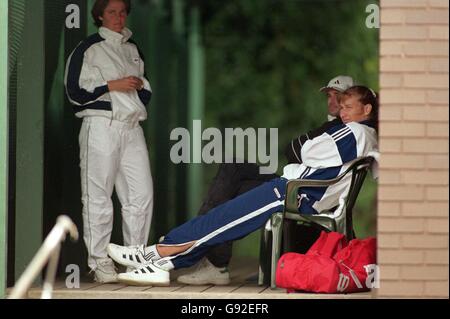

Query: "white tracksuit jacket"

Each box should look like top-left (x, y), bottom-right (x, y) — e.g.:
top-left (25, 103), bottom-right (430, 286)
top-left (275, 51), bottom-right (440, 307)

top-left (65, 27), bottom-right (154, 270)
top-left (282, 121), bottom-right (379, 214)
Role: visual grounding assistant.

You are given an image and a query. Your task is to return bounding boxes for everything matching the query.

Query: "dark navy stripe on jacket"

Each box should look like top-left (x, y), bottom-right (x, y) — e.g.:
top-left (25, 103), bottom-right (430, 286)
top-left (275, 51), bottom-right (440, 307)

top-left (66, 33), bottom-right (111, 109)
top-left (72, 101), bottom-right (112, 113)
top-left (327, 123), bottom-right (358, 164)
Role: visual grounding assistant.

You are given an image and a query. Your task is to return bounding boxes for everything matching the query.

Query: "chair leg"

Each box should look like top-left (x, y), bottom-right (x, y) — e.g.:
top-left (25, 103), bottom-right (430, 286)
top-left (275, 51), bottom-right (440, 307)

top-left (258, 221), bottom-right (271, 286)
top-left (270, 212), bottom-right (283, 289)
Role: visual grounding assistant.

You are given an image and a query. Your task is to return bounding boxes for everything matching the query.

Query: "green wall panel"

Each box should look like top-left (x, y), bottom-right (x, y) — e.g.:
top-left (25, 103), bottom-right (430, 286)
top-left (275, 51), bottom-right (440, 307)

top-left (0, 0), bottom-right (9, 299)
top-left (13, 0), bottom-right (45, 282)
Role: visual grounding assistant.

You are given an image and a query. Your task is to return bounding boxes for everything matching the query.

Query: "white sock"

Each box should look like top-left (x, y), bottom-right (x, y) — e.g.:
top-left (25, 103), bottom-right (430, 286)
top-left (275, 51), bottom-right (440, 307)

top-left (143, 245), bottom-right (161, 262)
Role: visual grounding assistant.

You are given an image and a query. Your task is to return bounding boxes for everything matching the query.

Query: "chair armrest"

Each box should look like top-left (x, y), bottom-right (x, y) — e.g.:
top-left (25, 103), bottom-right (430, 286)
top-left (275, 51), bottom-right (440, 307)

top-left (285, 156), bottom-right (374, 213)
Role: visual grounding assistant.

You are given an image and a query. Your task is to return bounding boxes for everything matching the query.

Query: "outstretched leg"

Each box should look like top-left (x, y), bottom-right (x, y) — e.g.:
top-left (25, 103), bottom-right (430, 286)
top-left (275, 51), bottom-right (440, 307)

top-left (108, 177), bottom-right (287, 286)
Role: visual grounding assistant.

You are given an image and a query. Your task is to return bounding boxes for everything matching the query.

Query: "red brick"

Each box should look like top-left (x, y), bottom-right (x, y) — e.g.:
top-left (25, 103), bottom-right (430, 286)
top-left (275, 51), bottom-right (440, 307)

top-left (378, 217), bottom-right (425, 233)
top-left (381, 89), bottom-right (427, 104)
top-left (403, 106), bottom-right (449, 122)
top-left (380, 266), bottom-right (401, 280)
top-left (378, 249), bottom-right (424, 264)
top-left (429, 26), bottom-right (449, 40)
top-left (381, 10), bottom-right (404, 25)
top-left (426, 155), bottom-right (449, 169)
top-left (425, 281), bottom-right (449, 297)
top-left (429, 58), bottom-right (450, 72)
top-left (377, 281), bottom-right (424, 297)
top-left (380, 123), bottom-right (426, 137)
top-left (428, 0), bottom-right (450, 8)
top-left (402, 170), bottom-right (449, 185)
top-left (426, 123), bottom-right (449, 137)
top-left (380, 139), bottom-right (403, 153)
top-left (381, 0), bottom-right (427, 8)
top-left (403, 139), bottom-right (449, 153)
top-left (401, 202), bottom-right (449, 217)
top-left (379, 106), bottom-right (403, 121)
top-left (380, 41), bottom-right (404, 56)
top-left (378, 201), bottom-right (402, 216)
top-left (426, 218), bottom-right (450, 234)
top-left (427, 90), bottom-right (449, 104)
top-left (405, 10), bottom-right (449, 25)
top-left (380, 154), bottom-right (425, 168)
top-left (379, 171), bottom-right (402, 185)
top-left (404, 74), bottom-right (449, 88)
top-left (377, 234), bottom-right (401, 249)
top-left (380, 74), bottom-right (404, 88)
top-left (402, 265), bottom-right (449, 281)
top-left (379, 185), bottom-right (424, 201)
top-left (381, 26), bottom-right (428, 40)
top-left (381, 57), bottom-right (428, 72)
top-left (426, 186), bottom-right (449, 200)
top-left (404, 41), bottom-right (449, 56)
top-left (401, 234), bottom-right (448, 248)
top-left (425, 249), bottom-right (449, 264)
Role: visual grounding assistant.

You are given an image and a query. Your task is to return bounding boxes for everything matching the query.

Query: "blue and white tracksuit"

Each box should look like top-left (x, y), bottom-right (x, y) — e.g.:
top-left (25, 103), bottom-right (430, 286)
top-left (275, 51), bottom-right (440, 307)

top-left (153, 121), bottom-right (379, 271)
top-left (65, 27), bottom-right (154, 271)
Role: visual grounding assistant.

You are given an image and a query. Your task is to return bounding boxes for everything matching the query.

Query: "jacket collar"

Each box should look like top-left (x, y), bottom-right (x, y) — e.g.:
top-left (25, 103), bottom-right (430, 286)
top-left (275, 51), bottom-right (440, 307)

top-left (359, 119), bottom-right (376, 129)
top-left (99, 26), bottom-right (132, 44)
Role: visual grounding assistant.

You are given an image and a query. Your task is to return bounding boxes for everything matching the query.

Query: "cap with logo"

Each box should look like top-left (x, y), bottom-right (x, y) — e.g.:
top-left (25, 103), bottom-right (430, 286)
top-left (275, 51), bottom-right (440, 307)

top-left (320, 75), bottom-right (355, 93)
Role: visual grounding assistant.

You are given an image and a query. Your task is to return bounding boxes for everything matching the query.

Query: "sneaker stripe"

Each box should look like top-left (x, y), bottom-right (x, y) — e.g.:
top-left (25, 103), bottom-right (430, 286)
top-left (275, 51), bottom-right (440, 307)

top-left (155, 260), bottom-right (168, 267)
top-left (122, 254), bottom-right (126, 259)
top-left (140, 268), bottom-right (146, 274)
top-left (136, 255), bottom-right (142, 263)
top-left (144, 252), bottom-right (154, 261)
top-left (146, 266), bottom-right (154, 273)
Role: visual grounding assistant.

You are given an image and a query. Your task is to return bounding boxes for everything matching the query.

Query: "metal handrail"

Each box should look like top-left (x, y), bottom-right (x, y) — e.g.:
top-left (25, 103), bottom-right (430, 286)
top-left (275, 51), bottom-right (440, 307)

top-left (8, 215), bottom-right (78, 299)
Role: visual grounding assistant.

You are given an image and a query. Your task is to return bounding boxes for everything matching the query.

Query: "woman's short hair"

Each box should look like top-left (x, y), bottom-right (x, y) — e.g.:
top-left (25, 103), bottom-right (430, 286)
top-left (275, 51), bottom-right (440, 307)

top-left (341, 85), bottom-right (379, 130)
top-left (91, 0), bottom-right (131, 28)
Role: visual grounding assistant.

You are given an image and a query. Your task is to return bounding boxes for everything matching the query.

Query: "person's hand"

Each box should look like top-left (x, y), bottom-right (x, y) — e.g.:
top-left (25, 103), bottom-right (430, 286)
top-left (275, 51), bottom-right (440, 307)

top-left (107, 76), bottom-right (144, 92)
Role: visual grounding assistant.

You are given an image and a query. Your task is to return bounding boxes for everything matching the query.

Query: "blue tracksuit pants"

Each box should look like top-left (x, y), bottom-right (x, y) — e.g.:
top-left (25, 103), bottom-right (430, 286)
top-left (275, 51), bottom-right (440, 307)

top-left (154, 177), bottom-right (287, 270)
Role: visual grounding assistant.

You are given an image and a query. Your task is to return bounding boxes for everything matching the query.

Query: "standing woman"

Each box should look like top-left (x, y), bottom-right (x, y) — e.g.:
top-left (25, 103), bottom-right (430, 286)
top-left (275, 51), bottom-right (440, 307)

top-left (64, 0), bottom-right (154, 283)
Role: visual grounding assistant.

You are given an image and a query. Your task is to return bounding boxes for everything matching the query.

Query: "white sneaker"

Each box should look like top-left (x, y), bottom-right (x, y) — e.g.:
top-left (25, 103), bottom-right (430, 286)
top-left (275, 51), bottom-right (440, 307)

top-left (93, 258), bottom-right (118, 283)
top-left (177, 258), bottom-right (230, 286)
top-left (117, 263), bottom-right (170, 286)
top-left (107, 244), bottom-right (157, 268)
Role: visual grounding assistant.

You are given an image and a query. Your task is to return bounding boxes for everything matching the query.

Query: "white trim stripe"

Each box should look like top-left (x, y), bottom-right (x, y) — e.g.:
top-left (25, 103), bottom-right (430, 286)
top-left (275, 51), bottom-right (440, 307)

top-left (331, 127), bottom-right (351, 140)
top-left (331, 126), bottom-right (349, 137)
top-left (291, 141), bottom-right (301, 163)
top-left (164, 199), bottom-right (285, 262)
top-left (334, 131), bottom-right (352, 142)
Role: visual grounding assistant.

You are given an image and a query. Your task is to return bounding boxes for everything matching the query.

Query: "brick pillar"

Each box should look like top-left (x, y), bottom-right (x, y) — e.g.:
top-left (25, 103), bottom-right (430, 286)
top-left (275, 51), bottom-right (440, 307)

top-left (378, 0), bottom-right (449, 298)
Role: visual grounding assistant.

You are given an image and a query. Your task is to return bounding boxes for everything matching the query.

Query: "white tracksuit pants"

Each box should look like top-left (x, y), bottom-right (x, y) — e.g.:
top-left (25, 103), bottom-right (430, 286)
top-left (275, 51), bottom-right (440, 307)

top-left (79, 116), bottom-right (154, 270)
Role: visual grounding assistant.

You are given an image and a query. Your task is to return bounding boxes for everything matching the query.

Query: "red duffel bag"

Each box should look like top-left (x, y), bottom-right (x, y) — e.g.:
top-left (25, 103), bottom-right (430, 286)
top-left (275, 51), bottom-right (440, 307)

top-left (275, 231), bottom-right (377, 294)
top-left (334, 236), bottom-right (377, 293)
top-left (306, 230), bottom-right (347, 257)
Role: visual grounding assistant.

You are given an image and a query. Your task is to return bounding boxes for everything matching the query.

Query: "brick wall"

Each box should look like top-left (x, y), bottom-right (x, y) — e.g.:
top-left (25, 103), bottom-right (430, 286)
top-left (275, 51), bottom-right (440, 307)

top-left (378, 0), bottom-right (449, 298)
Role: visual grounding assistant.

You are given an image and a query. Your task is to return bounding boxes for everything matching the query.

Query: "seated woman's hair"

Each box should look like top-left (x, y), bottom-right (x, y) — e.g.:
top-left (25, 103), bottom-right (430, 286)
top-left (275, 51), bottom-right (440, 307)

top-left (91, 0), bottom-right (132, 28)
top-left (341, 85), bottom-right (379, 130)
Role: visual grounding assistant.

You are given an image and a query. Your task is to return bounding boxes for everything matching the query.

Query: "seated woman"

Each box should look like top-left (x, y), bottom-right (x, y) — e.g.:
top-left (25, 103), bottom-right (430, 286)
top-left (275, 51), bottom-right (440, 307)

top-left (107, 85), bottom-right (379, 286)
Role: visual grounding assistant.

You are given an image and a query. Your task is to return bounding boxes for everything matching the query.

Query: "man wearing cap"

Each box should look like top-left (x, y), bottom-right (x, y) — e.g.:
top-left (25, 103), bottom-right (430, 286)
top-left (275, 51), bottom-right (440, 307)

top-left (285, 75), bottom-right (354, 164)
top-left (175, 75), bottom-right (355, 286)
